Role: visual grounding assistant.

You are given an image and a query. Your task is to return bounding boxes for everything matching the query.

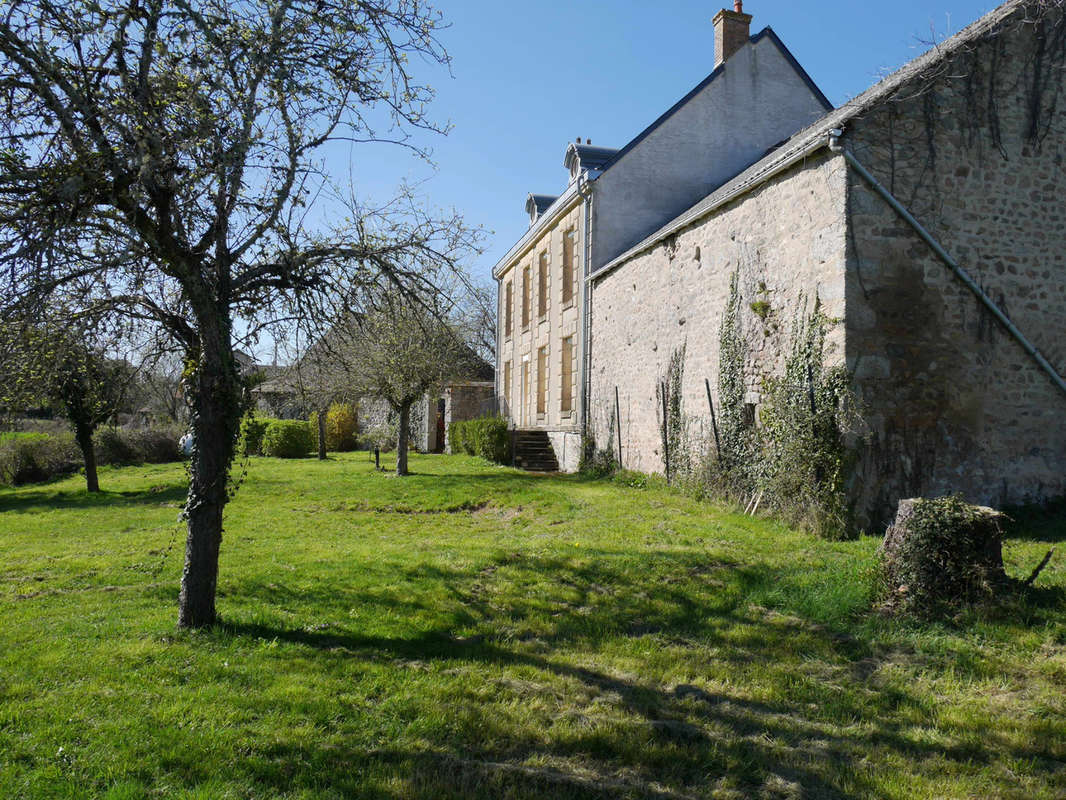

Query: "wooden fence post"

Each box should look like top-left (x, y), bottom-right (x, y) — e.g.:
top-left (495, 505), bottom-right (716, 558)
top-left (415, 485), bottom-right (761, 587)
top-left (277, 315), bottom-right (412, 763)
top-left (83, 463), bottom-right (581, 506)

top-left (705, 378), bottom-right (722, 462)
top-left (661, 380), bottom-right (671, 485)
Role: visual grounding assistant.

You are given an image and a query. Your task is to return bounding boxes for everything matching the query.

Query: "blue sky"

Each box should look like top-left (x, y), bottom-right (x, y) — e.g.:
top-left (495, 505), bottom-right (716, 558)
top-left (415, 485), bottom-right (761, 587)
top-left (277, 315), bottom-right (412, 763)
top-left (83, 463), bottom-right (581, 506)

top-left (335, 0), bottom-right (1001, 288)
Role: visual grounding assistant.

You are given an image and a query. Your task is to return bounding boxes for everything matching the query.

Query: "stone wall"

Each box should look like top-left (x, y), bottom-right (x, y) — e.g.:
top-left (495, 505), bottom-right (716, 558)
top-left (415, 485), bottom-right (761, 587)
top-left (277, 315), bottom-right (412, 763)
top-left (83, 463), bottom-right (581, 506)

top-left (844, 4), bottom-right (1066, 526)
top-left (444, 383), bottom-right (496, 453)
top-left (589, 152), bottom-right (848, 475)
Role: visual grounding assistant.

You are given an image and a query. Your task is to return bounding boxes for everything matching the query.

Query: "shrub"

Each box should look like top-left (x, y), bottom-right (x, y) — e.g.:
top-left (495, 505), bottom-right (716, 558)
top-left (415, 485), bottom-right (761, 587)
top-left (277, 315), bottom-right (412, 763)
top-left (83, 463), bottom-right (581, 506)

top-left (0, 432), bottom-right (81, 485)
top-left (261, 419), bottom-right (313, 458)
top-left (94, 427), bottom-right (140, 465)
top-left (450, 416), bottom-right (510, 464)
top-left (92, 427), bottom-right (185, 466)
top-left (360, 421), bottom-right (396, 453)
top-left (328, 403), bottom-right (358, 451)
top-left (448, 421), bottom-right (465, 455)
top-left (309, 403), bottom-right (359, 453)
top-left (129, 429), bottom-right (184, 464)
top-left (238, 415), bottom-right (271, 457)
top-left (579, 434), bottom-right (618, 478)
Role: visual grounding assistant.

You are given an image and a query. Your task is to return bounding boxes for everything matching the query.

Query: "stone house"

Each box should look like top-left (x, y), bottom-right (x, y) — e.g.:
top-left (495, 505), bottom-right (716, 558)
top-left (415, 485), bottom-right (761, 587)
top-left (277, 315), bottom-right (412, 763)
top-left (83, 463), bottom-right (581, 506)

top-left (493, 1), bottom-right (831, 470)
top-left (496, 0), bottom-right (1066, 529)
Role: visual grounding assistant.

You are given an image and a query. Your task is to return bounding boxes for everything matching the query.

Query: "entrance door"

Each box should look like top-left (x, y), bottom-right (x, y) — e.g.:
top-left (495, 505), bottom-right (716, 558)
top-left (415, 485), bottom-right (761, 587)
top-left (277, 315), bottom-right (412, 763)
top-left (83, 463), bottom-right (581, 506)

top-left (434, 398), bottom-right (446, 453)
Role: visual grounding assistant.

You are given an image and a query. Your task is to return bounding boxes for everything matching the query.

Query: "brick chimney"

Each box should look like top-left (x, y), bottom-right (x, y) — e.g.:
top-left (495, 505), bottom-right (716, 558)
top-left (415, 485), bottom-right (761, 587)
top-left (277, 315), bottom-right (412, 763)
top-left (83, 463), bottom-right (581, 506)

top-left (713, 1), bottom-right (753, 67)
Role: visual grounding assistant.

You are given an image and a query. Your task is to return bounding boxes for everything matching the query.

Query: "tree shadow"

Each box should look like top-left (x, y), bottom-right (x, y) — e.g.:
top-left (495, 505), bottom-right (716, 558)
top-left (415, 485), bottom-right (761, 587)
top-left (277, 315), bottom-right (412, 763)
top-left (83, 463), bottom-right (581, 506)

top-left (0, 482), bottom-right (188, 513)
top-left (1003, 497), bottom-right (1066, 543)
top-left (213, 547), bottom-right (1063, 799)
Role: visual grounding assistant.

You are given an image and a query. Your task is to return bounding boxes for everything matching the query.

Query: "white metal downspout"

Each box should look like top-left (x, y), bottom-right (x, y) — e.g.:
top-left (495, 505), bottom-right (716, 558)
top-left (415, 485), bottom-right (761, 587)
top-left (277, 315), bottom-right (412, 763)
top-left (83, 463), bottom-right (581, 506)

top-left (829, 129), bottom-right (1066, 398)
top-left (579, 175), bottom-right (594, 442)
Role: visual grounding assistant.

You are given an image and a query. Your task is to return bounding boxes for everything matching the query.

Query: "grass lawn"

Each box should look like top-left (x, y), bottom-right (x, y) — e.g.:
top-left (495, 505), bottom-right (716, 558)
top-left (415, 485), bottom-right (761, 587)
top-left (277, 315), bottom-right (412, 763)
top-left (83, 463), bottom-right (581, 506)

top-left (1, 453), bottom-right (1064, 799)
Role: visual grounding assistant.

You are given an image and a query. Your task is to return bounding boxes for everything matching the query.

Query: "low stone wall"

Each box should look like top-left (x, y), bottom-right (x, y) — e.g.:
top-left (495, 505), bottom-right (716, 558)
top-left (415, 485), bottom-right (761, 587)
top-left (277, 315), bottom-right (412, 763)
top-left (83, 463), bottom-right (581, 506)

top-left (546, 430), bottom-right (582, 473)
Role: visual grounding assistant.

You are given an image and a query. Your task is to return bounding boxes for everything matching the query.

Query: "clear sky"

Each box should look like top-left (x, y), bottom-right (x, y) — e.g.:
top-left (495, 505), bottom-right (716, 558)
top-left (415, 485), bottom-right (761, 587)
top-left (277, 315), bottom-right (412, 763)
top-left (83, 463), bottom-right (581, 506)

top-left (332, 0), bottom-right (1001, 289)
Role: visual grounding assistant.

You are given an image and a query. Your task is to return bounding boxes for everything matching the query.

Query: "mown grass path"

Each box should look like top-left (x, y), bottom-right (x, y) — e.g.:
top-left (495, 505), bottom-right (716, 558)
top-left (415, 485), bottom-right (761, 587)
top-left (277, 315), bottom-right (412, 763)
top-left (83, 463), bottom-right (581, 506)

top-left (1, 454), bottom-right (1064, 799)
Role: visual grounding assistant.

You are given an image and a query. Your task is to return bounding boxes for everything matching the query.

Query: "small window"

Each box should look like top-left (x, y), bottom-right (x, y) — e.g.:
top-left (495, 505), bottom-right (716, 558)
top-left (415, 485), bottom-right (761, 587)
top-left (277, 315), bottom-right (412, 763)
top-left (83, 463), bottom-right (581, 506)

top-left (562, 228), bottom-right (576, 305)
top-left (537, 251), bottom-right (548, 320)
top-left (536, 346), bottom-right (547, 416)
top-left (743, 403), bottom-right (756, 428)
top-left (504, 281), bottom-right (513, 337)
top-left (521, 266), bottom-right (531, 329)
top-left (560, 336), bottom-right (574, 414)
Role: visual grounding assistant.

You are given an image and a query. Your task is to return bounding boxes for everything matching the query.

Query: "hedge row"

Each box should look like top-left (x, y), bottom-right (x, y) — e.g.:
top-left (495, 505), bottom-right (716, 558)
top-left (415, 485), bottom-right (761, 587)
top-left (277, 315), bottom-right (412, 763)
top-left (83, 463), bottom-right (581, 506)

top-left (0, 427), bottom-right (183, 486)
top-left (239, 417), bottom-right (314, 459)
top-left (449, 416), bottom-right (510, 464)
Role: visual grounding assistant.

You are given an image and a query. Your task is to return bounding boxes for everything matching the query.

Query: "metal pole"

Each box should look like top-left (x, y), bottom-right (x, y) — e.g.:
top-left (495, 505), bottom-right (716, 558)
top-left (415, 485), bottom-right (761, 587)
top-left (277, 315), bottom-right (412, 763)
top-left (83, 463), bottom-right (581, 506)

top-left (614, 386), bottom-right (623, 468)
top-left (705, 378), bottom-right (722, 462)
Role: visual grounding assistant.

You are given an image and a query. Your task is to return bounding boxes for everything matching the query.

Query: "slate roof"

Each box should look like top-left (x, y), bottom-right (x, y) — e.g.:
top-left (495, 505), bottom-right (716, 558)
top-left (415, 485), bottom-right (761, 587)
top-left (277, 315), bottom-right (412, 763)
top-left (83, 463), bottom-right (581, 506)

top-left (593, 0), bottom-right (1029, 279)
top-left (589, 27), bottom-right (833, 179)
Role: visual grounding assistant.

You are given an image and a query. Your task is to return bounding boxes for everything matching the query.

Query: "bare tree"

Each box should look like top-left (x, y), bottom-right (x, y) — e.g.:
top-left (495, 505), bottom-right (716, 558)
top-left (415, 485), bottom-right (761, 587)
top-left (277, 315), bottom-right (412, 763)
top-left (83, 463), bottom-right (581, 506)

top-left (456, 281), bottom-right (498, 367)
top-left (325, 300), bottom-right (479, 476)
top-left (0, 0), bottom-right (474, 628)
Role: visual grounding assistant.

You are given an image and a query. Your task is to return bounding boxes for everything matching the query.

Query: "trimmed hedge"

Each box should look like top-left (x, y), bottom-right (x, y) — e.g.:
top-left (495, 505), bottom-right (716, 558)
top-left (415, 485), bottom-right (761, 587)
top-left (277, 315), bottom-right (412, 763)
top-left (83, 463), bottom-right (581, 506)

top-left (238, 415), bottom-right (271, 457)
top-left (261, 419), bottom-right (314, 458)
top-left (449, 416), bottom-right (510, 464)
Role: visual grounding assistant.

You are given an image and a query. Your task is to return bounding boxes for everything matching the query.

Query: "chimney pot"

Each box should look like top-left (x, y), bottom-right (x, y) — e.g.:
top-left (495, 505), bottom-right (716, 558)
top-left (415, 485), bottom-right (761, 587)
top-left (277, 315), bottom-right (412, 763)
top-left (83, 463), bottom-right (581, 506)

top-left (713, 4), bottom-right (753, 67)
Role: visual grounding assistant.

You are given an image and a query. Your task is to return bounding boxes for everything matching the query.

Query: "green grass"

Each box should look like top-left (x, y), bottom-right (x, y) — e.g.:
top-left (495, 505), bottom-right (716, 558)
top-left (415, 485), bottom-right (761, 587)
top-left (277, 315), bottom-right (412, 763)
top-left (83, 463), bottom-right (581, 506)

top-left (1, 454), bottom-right (1064, 799)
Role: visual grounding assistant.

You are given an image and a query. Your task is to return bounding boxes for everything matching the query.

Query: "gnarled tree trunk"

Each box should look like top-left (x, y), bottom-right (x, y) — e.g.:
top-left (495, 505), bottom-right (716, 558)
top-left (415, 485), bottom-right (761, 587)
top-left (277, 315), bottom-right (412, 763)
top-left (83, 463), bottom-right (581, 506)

top-left (396, 401), bottom-right (410, 476)
top-left (178, 308), bottom-right (242, 629)
top-left (73, 420), bottom-right (99, 493)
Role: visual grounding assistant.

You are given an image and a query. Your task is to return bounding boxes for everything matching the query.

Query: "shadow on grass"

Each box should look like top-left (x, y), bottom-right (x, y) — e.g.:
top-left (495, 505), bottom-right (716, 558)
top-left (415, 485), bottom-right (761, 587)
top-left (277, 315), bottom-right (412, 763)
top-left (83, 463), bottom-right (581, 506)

top-left (1003, 497), bottom-right (1066, 543)
top-left (0, 482), bottom-right (188, 513)
top-left (214, 548), bottom-right (1065, 799)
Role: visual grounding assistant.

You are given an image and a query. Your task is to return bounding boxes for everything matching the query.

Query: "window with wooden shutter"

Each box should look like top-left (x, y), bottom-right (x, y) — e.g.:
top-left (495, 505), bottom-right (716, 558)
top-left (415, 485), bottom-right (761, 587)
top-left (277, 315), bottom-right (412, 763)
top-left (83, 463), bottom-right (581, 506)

top-left (504, 281), bottom-right (513, 337)
top-left (561, 336), bottom-right (574, 413)
top-left (537, 251), bottom-right (548, 320)
top-left (562, 228), bottom-right (575, 306)
top-left (521, 266), bottom-right (531, 329)
top-left (503, 361), bottom-right (512, 417)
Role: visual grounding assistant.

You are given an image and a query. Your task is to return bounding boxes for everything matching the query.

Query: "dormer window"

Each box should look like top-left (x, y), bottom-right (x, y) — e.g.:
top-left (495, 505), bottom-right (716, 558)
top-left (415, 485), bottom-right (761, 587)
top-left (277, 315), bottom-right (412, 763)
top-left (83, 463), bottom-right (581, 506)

top-left (563, 141), bottom-right (620, 183)
top-left (526, 194), bottom-right (558, 227)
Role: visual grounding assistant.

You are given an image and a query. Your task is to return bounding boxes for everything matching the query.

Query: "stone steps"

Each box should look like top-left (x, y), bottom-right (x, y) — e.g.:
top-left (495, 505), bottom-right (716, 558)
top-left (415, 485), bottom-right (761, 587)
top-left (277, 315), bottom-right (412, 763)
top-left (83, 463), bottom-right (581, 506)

top-left (513, 430), bottom-right (559, 472)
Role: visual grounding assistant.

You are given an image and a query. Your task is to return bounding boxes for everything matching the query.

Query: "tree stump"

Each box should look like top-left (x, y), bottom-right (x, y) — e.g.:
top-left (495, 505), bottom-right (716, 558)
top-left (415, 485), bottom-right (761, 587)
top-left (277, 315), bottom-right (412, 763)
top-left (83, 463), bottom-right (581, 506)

top-left (879, 496), bottom-right (1008, 615)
